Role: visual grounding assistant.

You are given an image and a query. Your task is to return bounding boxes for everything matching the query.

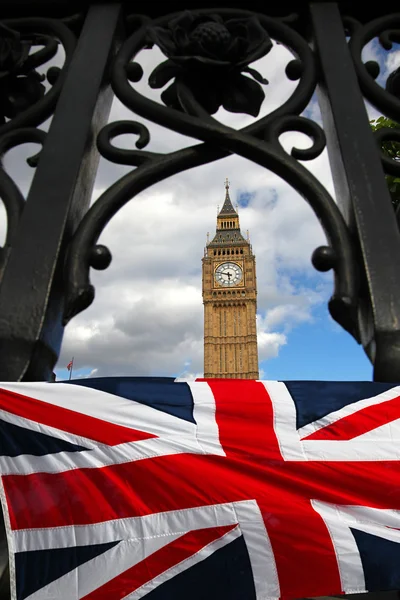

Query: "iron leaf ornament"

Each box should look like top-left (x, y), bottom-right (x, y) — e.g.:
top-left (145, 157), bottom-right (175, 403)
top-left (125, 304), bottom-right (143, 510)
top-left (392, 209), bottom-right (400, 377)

top-left (147, 12), bottom-right (272, 116)
top-left (0, 23), bottom-right (46, 124)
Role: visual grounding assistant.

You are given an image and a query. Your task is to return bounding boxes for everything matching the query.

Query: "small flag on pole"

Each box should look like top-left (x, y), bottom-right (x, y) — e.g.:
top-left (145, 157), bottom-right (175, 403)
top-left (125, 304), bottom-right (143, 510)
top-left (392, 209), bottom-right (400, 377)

top-left (67, 358), bottom-right (74, 380)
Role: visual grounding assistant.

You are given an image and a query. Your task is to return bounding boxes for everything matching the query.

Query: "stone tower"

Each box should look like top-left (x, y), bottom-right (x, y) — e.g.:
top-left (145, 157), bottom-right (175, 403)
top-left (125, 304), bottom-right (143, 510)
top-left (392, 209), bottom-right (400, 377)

top-left (202, 179), bottom-right (259, 379)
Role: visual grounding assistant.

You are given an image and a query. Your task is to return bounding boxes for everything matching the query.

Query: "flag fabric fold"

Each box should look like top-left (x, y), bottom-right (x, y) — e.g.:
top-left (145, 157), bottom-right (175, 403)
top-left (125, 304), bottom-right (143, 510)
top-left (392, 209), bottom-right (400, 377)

top-left (0, 377), bottom-right (399, 599)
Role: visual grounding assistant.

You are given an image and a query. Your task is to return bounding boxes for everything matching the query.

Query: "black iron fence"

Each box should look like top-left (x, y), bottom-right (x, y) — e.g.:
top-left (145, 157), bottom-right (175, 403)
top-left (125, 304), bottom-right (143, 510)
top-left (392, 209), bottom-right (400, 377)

top-left (0, 0), bottom-right (399, 388)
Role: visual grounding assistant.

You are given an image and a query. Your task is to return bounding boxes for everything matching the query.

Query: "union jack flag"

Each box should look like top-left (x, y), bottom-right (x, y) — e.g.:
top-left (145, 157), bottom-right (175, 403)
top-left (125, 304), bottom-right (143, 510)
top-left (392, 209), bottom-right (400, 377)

top-left (0, 378), bottom-right (400, 599)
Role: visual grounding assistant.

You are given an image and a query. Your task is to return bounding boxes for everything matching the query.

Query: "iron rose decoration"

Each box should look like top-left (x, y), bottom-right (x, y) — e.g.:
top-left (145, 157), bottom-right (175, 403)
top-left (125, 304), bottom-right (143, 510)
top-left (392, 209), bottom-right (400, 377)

top-left (147, 12), bottom-right (272, 116)
top-left (0, 23), bottom-right (46, 124)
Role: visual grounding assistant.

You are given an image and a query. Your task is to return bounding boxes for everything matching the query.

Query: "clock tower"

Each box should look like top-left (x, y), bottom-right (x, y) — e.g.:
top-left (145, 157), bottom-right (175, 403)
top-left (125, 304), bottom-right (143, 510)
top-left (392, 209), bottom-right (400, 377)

top-left (202, 179), bottom-right (259, 379)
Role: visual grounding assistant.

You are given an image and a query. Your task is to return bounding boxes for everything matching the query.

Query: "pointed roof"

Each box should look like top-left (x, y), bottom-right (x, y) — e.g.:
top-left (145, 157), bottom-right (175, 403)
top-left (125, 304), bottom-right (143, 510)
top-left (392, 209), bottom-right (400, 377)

top-left (208, 229), bottom-right (248, 247)
top-left (218, 178), bottom-right (237, 216)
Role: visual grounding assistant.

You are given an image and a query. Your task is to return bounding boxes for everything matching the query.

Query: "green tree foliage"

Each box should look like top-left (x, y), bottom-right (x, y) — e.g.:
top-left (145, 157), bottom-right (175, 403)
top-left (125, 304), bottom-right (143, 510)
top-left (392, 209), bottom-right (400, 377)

top-left (370, 116), bottom-right (400, 212)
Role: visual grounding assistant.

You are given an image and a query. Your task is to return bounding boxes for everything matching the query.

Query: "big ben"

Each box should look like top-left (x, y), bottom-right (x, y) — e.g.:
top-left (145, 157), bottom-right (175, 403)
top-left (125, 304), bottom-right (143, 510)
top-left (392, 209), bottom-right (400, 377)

top-left (202, 179), bottom-right (259, 379)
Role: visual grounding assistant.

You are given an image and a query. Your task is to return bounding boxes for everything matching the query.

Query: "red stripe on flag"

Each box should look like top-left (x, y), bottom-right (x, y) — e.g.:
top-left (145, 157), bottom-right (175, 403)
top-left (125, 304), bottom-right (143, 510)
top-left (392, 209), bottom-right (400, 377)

top-left (2, 380), bottom-right (283, 531)
top-left (201, 379), bottom-right (283, 462)
top-left (82, 525), bottom-right (237, 600)
top-left (0, 387), bottom-right (156, 446)
top-left (302, 394), bottom-right (400, 440)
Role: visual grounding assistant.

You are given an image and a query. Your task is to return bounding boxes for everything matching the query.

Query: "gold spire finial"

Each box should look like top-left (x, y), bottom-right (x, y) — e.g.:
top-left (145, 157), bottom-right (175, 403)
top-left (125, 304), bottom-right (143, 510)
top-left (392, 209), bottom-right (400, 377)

top-left (225, 177), bottom-right (230, 190)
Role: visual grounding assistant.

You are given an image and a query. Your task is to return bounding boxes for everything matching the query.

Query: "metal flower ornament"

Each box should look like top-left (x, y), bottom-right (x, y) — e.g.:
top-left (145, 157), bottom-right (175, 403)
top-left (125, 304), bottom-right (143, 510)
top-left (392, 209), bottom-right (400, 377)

top-left (147, 12), bottom-right (272, 116)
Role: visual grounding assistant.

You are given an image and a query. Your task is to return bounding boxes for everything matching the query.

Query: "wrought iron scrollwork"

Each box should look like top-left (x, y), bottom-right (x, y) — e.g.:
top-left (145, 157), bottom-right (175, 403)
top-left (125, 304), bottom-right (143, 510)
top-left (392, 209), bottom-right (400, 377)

top-left (349, 14), bottom-right (400, 122)
top-left (0, 18), bottom-right (75, 133)
top-left (64, 9), bottom-right (360, 342)
top-left (0, 17), bottom-right (75, 285)
top-left (0, 128), bottom-right (46, 278)
top-left (349, 14), bottom-right (400, 228)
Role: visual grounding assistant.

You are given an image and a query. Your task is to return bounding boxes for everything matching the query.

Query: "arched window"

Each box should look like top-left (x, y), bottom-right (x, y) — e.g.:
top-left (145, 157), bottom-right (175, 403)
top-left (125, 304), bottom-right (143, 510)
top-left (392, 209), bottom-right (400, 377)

top-left (240, 249), bottom-right (243, 254)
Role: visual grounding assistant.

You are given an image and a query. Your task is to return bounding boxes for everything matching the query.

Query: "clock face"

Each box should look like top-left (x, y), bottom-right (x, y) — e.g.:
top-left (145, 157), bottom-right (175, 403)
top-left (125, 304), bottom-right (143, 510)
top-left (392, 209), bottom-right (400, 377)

top-left (215, 262), bottom-right (243, 287)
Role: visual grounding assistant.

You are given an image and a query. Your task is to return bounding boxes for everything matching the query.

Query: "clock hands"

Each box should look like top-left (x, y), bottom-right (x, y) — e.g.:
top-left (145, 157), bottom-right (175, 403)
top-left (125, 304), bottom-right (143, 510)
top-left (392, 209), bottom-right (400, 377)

top-left (221, 271), bottom-right (232, 281)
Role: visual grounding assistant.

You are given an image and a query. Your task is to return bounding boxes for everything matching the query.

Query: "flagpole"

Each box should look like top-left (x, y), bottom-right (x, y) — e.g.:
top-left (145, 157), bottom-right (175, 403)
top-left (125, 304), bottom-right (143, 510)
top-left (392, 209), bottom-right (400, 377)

top-left (69, 357), bottom-right (74, 381)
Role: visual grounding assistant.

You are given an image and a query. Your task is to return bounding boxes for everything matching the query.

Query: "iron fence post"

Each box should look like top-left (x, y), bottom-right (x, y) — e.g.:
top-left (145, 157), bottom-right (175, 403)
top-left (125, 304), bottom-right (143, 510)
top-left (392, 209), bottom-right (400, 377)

top-left (310, 2), bottom-right (400, 382)
top-left (0, 3), bottom-right (122, 382)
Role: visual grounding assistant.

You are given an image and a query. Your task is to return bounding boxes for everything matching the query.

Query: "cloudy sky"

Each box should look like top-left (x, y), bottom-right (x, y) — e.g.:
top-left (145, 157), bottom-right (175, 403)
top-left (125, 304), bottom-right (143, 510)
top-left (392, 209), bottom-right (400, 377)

top-left (4, 27), bottom-right (399, 383)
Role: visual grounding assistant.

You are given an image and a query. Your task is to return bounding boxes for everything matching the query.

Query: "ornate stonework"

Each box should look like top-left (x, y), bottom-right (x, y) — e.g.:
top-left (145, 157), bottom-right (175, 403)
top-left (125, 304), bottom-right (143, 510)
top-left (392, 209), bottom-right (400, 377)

top-left (202, 180), bottom-right (259, 379)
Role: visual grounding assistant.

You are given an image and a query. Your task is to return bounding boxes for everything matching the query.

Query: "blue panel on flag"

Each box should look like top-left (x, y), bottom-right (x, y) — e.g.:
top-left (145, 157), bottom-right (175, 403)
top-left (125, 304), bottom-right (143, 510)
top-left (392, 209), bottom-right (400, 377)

top-left (65, 377), bottom-right (195, 423)
top-left (145, 535), bottom-right (256, 600)
top-left (0, 419), bottom-right (88, 457)
top-left (351, 528), bottom-right (400, 592)
top-left (15, 540), bottom-right (120, 600)
top-left (284, 381), bottom-right (398, 429)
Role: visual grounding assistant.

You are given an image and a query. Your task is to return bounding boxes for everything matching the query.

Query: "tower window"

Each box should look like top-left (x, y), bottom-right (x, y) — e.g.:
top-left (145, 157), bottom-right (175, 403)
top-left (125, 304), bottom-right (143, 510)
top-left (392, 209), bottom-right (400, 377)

top-left (213, 250), bottom-right (216, 256)
top-left (240, 249), bottom-right (243, 254)
top-left (236, 249), bottom-right (238, 254)
top-left (218, 250), bottom-right (221, 255)
top-left (227, 250), bottom-right (230, 255)
top-left (223, 250), bottom-right (225, 255)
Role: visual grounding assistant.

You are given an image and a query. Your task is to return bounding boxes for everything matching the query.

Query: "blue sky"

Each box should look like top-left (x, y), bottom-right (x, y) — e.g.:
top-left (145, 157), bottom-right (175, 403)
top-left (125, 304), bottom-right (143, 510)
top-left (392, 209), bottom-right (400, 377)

top-left (260, 302), bottom-right (373, 381)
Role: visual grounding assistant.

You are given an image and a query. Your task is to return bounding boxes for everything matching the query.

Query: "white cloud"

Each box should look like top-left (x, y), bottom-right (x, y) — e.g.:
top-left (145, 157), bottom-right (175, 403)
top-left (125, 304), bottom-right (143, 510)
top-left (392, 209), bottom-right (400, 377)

top-left (257, 331), bottom-right (287, 362)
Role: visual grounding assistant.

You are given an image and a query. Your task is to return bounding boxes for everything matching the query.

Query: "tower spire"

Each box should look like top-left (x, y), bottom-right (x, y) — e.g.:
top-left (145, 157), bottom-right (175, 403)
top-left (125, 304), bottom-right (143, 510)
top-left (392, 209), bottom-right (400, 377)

top-left (218, 177), bottom-right (237, 216)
